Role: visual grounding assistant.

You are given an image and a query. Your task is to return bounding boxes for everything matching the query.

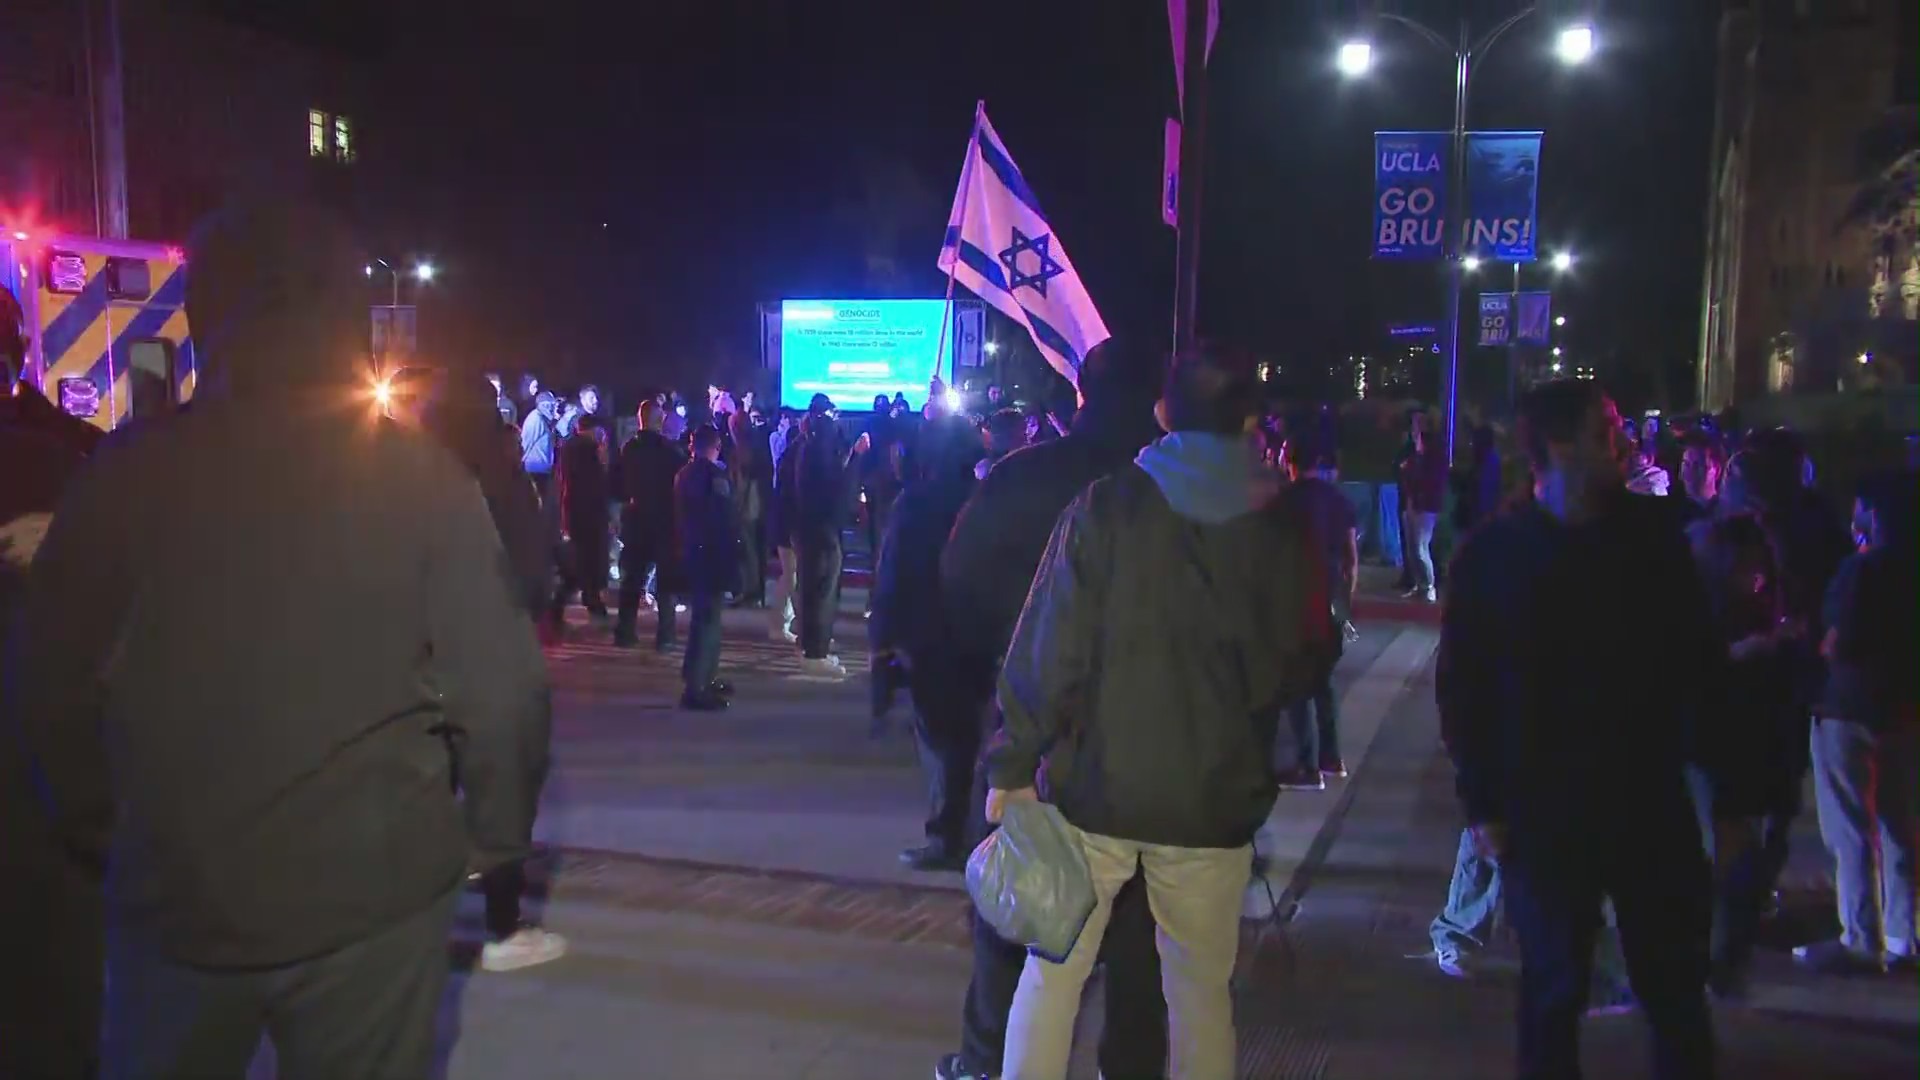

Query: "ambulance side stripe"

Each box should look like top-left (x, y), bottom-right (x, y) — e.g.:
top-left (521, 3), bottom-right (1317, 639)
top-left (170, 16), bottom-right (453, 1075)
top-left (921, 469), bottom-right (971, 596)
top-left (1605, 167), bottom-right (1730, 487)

top-left (41, 272), bottom-right (110, 364)
top-left (83, 268), bottom-right (187, 388)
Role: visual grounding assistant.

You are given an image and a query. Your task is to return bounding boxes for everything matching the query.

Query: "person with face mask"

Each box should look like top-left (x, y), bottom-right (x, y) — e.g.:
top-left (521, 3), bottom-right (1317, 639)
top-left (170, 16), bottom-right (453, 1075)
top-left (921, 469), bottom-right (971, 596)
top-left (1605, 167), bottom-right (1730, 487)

top-left (1439, 379), bottom-right (1759, 1080)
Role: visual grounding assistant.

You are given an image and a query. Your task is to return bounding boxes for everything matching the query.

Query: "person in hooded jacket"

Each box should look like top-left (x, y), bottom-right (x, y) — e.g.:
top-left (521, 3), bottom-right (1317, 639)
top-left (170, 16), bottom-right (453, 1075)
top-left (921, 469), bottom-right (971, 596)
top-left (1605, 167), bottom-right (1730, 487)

top-left (870, 420), bottom-right (986, 871)
top-left (6, 203), bottom-right (551, 1077)
top-left (932, 342), bottom-right (1177, 1080)
top-left (414, 374), bottom-right (567, 973)
top-left (0, 416), bottom-right (98, 1078)
top-left (986, 347), bottom-right (1334, 1079)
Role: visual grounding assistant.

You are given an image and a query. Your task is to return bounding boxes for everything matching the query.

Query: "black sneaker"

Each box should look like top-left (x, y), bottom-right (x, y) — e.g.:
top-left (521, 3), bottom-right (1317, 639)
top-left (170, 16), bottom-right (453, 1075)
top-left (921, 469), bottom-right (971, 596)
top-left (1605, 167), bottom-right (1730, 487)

top-left (707, 679), bottom-right (735, 697)
top-left (1276, 767), bottom-right (1327, 792)
top-left (934, 1053), bottom-right (995, 1080)
top-left (679, 690), bottom-right (730, 712)
top-left (900, 844), bottom-right (965, 873)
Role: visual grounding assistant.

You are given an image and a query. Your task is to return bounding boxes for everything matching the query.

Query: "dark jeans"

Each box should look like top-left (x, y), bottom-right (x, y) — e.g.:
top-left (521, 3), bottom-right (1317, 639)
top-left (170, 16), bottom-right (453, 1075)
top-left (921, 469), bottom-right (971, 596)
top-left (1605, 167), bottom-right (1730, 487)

top-left (681, 588), bottom-right (724, 693)
top-left (552, 524), bottom-right (610, 619)
top-left (1685, 767), bottom-right (1798, 982)
top-left (794, 531), bottom-right (843, 659)
top-left (482, 860), bottom-right (526, 940)
top-left (909, 667), bottom-right (981, 855)
top-left (958, 753), bottom-right (1169, 1079)
top-left (100, 889), bottom-right (458, 1080)
top-left (1287, 669), bottom-right (1341, 772)
top-left (736, 513), bottom-right (766, 604)
top-left (1503, 824), bottom-right (1715, 1080)
top-left (615, 530), bottom-right (675, 648)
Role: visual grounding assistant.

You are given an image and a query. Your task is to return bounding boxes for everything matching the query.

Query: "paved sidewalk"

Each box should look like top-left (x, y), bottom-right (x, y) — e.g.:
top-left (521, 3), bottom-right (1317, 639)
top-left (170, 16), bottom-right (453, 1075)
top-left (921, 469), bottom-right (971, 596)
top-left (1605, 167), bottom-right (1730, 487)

top-left (244, 609), bottom-right (1913, 1078)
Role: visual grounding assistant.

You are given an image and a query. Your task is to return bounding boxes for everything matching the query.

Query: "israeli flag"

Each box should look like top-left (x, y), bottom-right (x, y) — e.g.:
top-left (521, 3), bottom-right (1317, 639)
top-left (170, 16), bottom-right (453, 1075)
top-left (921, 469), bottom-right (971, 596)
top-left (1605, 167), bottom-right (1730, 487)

top-left (937, 106), bottom-right (1111, 386)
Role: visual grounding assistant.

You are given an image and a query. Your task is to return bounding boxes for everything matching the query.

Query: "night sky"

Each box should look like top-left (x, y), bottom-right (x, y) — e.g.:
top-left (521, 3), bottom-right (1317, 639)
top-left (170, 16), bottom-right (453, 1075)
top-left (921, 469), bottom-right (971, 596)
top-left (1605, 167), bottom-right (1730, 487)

top-left (294, 0), bottom-right (1721, 408)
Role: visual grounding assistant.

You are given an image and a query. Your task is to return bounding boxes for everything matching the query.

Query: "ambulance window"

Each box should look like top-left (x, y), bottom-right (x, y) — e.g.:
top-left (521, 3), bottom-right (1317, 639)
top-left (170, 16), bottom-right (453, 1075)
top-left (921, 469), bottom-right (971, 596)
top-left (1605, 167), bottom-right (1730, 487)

top-left (126, 340), bottom-right (176, 411)
top-left (105, 257), bottom-right (152, 300)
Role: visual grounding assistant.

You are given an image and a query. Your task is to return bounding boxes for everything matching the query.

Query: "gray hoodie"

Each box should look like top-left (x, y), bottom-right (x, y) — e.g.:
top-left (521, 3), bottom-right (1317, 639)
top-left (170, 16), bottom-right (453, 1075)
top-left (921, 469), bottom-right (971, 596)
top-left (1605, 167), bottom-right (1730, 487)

top-left (1133, 431), bottom-right (1280, 524)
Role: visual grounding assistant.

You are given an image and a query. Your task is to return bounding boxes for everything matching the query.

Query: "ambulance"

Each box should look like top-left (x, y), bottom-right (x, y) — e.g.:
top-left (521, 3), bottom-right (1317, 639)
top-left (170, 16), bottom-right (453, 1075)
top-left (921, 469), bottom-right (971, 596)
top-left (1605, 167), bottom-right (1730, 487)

top-left (1, 228), bottom-right (194, 431)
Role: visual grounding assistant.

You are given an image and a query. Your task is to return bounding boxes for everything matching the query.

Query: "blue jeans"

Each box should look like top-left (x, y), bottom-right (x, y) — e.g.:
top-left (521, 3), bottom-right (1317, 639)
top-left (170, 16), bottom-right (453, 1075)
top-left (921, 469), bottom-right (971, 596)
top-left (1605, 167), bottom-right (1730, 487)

top-left (1287, 670), bottom-right (1341, 772)
top-left (1430, 828), bottom-right (1630, 988)
top-left (1811, 717), bottom-right (1920, 956)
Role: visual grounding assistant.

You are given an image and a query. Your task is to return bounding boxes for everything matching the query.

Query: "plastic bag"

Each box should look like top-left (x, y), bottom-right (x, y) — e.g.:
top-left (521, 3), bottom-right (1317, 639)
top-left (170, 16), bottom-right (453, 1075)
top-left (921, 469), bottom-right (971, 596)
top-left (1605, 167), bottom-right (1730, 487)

top-left (966, 800), bottom-right (1096, 962)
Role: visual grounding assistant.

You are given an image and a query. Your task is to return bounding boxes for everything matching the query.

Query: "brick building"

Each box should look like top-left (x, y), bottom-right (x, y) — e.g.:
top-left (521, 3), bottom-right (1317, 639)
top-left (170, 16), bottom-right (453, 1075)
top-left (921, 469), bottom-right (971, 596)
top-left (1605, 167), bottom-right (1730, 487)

top-left (0, 0), bottom-right (370, 242)
top-left (1696, 0), bottom-right (1919, 409)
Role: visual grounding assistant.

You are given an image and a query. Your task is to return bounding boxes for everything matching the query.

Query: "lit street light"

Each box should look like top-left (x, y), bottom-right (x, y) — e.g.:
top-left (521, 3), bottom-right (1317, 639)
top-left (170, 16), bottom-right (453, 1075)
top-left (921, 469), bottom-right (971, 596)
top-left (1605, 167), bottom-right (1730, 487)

top-left (1551, 346), bottom-right (1563, 357)
top-left (1554, 315), bottom-right (1567, 327)
top-left (1550, 361), bottom-right (1564, 374)
top-left (1337, 41), bottom-right (1374, 77)
top-left (1551, 250), bottom-right (1575, 273)
top-left (1338, 6), bottom-right (1598, 464)
top-left (983, 340), bottom-right (1000, 356)
top-left (414, 262), bottom-right (436, 283)
top-left (1557, 24), bottom-right (1596, 65)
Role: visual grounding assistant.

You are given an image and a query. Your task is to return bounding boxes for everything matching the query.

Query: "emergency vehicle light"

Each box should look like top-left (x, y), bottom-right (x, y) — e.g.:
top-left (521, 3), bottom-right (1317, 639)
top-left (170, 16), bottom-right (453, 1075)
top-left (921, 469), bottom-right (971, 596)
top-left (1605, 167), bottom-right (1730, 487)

top-left (47, 251), bottom-right (88, 294)
top-left (10, 231), bottom-right (26, 242)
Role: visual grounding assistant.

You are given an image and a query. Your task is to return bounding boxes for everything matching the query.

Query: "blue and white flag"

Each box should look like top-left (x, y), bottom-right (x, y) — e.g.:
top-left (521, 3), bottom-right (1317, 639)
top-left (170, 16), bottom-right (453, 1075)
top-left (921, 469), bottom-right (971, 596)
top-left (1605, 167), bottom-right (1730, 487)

top-left (938, 107), bottom-right (1110, 386)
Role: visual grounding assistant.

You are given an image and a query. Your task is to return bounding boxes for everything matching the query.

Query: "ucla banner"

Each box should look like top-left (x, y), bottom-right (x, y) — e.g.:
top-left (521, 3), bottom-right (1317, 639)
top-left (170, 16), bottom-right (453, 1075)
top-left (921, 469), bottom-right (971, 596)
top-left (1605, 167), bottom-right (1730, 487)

top-left (1478, 293), bottom-right (1511, 346)
top-left (1514, 290), bottom-right (1553, 344)
top-left (1373, 131), bottom-right (1448, 260)
top-left (1462, 131), bottom-right (1542, 262)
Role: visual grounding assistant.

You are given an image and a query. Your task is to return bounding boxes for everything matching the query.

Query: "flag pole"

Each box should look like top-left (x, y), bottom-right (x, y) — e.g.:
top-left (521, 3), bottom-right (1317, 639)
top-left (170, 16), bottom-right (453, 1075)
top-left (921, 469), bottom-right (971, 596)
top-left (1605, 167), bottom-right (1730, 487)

top-left (933, 100), bottom-right (985, 399)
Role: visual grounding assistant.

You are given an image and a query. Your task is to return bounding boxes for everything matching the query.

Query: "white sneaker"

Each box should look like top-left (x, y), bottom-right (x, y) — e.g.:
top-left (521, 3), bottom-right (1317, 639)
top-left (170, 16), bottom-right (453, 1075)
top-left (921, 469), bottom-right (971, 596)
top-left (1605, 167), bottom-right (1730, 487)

top-left (1407, 945), bottom-right (1471, 979)
top-left (769, 623), bottom-right (798, 644)
top-left (480, 927), bottom-right (568, 973)
top-left (1421, 587), bottom-right (1437, 603)
top-left (800, 656), bottom-right (847, 679)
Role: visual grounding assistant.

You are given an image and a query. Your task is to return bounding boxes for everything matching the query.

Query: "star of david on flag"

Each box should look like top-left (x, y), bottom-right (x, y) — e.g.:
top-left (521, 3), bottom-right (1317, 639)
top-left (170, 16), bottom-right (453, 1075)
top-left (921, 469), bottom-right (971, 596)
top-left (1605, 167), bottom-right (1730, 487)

top-left (938, 105), bottom-right (1110, 386)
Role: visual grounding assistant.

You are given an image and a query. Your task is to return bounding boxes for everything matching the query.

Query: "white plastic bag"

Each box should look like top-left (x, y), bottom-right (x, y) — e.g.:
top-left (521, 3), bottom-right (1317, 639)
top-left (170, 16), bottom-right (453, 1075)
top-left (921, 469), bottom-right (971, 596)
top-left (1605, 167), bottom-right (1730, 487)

top-left (966, 800), bottom-right (1096, 962)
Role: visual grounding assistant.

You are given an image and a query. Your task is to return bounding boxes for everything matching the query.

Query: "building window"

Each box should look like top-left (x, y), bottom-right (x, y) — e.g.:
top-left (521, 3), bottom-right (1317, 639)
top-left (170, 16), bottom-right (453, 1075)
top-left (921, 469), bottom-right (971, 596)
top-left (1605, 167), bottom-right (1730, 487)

top-left (309, 109), bottom-right (328, 157)
top-left (333, 115), bottom-right (354, 163)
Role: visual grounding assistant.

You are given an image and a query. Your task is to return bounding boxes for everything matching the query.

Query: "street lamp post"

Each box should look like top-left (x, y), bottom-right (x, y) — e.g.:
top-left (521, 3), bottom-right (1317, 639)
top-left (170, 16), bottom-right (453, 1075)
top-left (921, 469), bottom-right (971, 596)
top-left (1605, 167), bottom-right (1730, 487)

top-left (1340, 8), bottom-right (1594, 465)
top-left (365, 258), bottom-right (434, 367)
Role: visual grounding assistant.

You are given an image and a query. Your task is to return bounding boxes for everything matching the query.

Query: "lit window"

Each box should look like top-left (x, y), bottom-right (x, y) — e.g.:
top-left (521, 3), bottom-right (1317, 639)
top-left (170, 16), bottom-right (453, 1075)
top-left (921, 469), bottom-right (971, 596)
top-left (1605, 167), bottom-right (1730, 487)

top-left (308, 109), bottom-right (327, 157)
top-left (334, 115), bottom-right (354, 163)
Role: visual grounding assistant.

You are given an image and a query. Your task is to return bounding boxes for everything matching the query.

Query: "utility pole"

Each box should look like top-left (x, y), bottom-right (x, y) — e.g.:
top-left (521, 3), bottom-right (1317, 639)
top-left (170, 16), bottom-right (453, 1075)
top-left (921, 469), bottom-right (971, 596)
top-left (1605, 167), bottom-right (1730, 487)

top-left (1171, 0), bottom-right (1210, 357)
top-left (86, 0), bottom-right (132, 238)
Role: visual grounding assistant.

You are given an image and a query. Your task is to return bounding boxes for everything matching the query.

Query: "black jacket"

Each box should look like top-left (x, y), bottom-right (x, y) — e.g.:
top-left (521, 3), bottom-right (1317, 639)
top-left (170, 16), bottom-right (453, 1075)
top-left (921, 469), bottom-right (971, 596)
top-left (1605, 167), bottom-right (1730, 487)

top-left (423, 404), bottom-right (551, 615)
top-left (796, 423), bottom-right (862, 541)
top-left (558, 431), bottom-right (611, 533)
top-left (869, 468), bottom-right (976, 661)
top-left (674, 456), bottom-right (738, 593)
top-left (615, 429), bottom-right (686, 541)
top-left (939, 399), bottom-right (1163, 670)
top-left (983, 460), bottom-right (1333, 849)
top-left (6, 400), bottom-right (551, 968)
top-left (1438, 491), bottom-right (1760, 851)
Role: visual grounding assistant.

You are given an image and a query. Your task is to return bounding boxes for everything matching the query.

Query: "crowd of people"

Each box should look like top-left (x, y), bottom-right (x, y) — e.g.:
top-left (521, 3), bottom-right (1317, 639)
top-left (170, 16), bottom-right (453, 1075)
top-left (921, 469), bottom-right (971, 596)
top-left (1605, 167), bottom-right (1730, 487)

top-left (1, 200), bottom-right (1914, 1080)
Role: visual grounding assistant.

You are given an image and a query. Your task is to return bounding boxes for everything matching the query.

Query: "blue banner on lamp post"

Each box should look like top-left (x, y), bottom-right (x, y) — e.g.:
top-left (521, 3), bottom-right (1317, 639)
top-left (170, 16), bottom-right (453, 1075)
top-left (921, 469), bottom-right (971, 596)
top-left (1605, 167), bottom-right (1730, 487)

top-left (1373, 131), bottom-right (1449, 260)
top-left (1462, 132), bottom-right (1542, 263)
top-left (1514, 291), bottom-right (1553, 344)
top-left (1478, 293), bottom-right (1512, 346)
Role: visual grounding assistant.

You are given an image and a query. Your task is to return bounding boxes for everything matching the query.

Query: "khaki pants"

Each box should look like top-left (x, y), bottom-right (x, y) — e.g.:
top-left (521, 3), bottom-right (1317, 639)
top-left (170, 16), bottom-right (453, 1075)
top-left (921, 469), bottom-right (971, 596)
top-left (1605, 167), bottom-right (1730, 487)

top-left (1003, 825), bottom-right (1248, 1080)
